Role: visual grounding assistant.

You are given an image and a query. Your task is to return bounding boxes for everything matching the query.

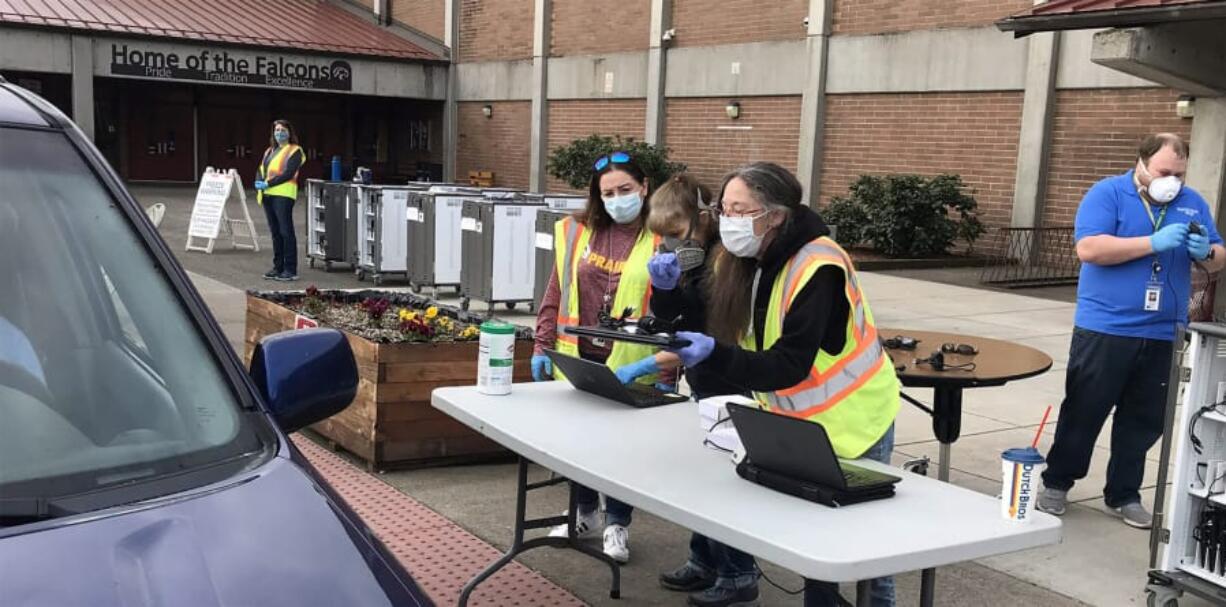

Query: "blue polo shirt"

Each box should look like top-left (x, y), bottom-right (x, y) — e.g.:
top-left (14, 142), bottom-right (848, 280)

top-left (1074, 170), bottom-right (1222, 341)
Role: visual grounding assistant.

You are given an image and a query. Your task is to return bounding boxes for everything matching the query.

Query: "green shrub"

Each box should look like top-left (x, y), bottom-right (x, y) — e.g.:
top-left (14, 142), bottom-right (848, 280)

top-left (547, 134), bottom-right (686, 191)
top-left (824, 174), bottom-right (985, 258)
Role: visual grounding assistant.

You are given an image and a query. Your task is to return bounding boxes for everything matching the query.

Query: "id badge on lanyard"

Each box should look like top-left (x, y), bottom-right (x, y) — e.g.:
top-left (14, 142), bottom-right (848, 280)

top-left (1144, 200), bottom-right (1168, 313)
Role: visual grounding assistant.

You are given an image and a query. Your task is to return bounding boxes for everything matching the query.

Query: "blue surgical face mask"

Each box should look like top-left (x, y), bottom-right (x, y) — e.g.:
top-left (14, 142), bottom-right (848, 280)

top-left (602, 192), bottom-right (643, 224)
top-left (274, 130), bottom-right (289, 144)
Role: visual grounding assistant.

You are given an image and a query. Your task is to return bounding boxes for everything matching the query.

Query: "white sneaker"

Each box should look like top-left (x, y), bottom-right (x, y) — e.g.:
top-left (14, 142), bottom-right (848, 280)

top-left (603, 524), bottom-right (630, 563)
top-left (548, 509), bottom-right (601, 539)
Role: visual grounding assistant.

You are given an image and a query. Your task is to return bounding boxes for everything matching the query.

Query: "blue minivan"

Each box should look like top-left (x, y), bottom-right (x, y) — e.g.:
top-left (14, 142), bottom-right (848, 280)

top-left (0, 79), bottom-right (431, 606)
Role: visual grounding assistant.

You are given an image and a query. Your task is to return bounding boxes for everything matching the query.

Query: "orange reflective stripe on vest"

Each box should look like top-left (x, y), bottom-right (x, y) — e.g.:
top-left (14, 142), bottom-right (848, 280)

top-left (744, 236), bottom-right (899, 458)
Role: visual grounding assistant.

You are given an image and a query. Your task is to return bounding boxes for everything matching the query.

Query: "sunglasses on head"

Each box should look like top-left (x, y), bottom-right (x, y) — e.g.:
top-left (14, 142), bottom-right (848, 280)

top-left (593, 151), bottom-right (631, 172)
top-left (941, 343), bottom-right (979, 356)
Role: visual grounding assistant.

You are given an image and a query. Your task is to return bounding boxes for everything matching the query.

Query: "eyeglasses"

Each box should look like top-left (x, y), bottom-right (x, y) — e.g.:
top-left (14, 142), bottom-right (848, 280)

top-left (882, 335), bottom-right (919, 350)
top-left (718, 207), bottom-right (769, 220)
top-left (593, 151), bottom-right (631, 172)
top-left (941, 343), bottom-right (979, 356)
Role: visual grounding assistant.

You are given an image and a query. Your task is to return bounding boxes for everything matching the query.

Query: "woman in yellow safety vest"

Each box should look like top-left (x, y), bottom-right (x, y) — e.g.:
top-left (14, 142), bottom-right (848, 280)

top-left (255, 119), bottom-right (306, 282)
top-left (532, 151), bottom-right (664, 565)
top-left (630, 162), bottom-right (902, 607)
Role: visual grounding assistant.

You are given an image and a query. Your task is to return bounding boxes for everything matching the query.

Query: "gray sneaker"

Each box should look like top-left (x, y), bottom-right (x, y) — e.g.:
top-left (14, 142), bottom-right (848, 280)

top-left (1036, 487), bottom-right (1067, 516)
top-left (1110, 501), bottom-right (1153, 529)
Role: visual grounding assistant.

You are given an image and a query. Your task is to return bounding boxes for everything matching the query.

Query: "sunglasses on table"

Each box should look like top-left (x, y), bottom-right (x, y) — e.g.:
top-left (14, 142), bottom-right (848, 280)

top-left (940, 343), bottom-right (979, 356)
top-left (882, 335), bottom-right (919, 350)
top-left (593, 151), bottom-right (631, 172)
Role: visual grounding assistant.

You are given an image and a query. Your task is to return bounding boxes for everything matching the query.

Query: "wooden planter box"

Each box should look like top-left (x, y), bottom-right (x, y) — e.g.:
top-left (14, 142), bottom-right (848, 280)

top-left (245, 293), bottom-right (533, 470)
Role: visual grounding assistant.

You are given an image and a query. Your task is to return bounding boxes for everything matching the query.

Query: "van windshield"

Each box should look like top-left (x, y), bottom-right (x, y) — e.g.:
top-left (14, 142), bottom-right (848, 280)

top-left (0, 126), bottom-right (265, 518)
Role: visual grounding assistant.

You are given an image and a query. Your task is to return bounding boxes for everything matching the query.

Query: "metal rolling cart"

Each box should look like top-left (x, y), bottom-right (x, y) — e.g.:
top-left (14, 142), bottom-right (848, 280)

top-left (406, 185), bottom-right (483, 296)
top-left (306, 180), bottom-right (358, 271)
top-left (354, 185), bottom-right (418, 285)
top-left (531, 195), bottom-right (588, 306)
top-left (1146, 323), bottom-right (1226, 607)
top-left (459, 191), bottom-right (543, 314)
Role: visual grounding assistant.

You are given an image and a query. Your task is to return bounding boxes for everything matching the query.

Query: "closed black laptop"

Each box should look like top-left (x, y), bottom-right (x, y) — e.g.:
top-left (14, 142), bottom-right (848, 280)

top-left (544, 349), bottom-right (689, 408)
top-left (727, 403), bottom-right (901, 507)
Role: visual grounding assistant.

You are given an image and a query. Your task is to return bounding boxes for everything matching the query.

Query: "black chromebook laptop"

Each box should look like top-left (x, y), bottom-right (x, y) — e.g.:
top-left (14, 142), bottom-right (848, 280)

top-left (727, 403), bottom-right (901, 507)
top-left (544, 350), bottom-right (689, 408)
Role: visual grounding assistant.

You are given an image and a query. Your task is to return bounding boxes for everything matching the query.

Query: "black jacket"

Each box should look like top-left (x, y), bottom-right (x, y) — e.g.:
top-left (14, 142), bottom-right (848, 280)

top-left (689, 207), bottom-right (850, 394)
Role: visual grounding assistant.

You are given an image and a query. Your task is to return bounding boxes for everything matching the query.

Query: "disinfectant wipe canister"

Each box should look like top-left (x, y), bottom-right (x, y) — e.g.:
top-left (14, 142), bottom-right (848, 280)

top-left (1000, 447), bottom-right (1045, 523)
top-left (477, 320), bottom-right (516, 395)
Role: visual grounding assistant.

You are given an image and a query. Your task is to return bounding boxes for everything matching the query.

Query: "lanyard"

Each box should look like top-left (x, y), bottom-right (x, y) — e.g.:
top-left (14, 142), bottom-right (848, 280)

top-left (1142, 198), bottom-right (1168, 232)
top-left (1144, 199), bottom-right (1167, 281)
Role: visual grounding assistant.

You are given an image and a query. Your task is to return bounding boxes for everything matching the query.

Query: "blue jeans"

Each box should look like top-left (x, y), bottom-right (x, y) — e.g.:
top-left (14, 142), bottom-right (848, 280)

top-left (803, 424), bottom-right (896, 607)
top-left (262, 194), bottom-right (297, 274)
top-left (689, 424), bottom-right (897, 605)
top-left (1042, 327), bottom-right (1173, 507)
top-left (575, 484), bottom-right (633, 527)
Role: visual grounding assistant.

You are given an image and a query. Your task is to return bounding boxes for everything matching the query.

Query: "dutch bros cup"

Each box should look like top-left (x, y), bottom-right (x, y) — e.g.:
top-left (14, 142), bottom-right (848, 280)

top-left (1001, 447), bottom-right (1045, 523)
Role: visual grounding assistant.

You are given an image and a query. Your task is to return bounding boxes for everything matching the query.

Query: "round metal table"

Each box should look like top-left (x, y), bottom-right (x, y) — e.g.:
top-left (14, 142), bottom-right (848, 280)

top-left (880, 328), bottom-right (1054, 482)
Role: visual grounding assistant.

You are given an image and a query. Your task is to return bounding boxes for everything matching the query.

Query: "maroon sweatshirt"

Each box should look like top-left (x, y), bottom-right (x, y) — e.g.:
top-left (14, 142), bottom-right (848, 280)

top-left (535, 221), bottom-right (644, 361)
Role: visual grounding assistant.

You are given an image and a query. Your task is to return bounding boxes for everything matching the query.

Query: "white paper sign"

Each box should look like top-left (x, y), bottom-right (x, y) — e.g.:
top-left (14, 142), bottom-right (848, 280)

top-left (406, 207), bottom-right (422, 222)
top-left (187, 172), bottom-right (232, 239)
top-left (185, 167), bottom-right (260, 254)
top-left (461, 217), bottom-right (477, 232)
top-left (535, 232), bottom-right (553, 250)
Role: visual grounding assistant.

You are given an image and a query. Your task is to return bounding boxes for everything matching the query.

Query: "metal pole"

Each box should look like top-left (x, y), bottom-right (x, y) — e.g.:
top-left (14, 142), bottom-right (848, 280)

top-left (1150, 327), bottom-right (1187, 569)
top-left (938, 443), bottom-right (951, 482)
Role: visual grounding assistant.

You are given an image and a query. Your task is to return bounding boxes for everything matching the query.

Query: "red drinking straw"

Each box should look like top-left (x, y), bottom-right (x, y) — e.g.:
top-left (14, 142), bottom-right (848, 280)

top-left (1031, 405), bottom-right (1053, 449)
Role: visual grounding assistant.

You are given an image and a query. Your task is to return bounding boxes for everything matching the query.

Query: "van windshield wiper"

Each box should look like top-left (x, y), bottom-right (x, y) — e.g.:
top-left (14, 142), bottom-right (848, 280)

top-left (0, 497), bottom-right (76, 527)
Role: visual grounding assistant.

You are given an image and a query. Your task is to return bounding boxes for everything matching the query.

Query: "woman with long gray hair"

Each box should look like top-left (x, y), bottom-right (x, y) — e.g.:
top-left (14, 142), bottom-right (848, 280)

top-left (651, 162), bottom-right (901, 607)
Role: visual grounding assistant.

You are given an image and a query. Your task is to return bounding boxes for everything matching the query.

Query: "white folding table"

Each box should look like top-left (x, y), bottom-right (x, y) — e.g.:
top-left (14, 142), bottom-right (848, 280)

top-left (432, 383), bottom-right (1062, 606)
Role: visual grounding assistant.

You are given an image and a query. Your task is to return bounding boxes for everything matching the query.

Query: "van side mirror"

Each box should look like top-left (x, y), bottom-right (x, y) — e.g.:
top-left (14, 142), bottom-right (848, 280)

top-left (248, 328), bottom-right (357, 433)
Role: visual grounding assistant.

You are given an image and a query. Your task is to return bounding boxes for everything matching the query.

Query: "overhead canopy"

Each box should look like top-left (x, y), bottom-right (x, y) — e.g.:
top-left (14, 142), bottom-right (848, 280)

top-left (0, 0), bottom-right (441, 61)
top-left (997, 0), bottom-right (1226, 36)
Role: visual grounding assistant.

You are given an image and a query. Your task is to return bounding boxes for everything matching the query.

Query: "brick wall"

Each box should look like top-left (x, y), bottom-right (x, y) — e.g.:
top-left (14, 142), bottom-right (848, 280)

top-left (550, 0), bottom-right (651, 57)
top-left (832, 0), bottom-right (1031, 35)
top-left (664, 96), bottom-right (802, 193)
top-left (546, 99), bottom-right (647, 191)
top-left (391, 0), bottom-right (445, 41)
top-left (459, 0), bottom-right (534, 62)
top-left (456, 101), bottom-right (532, 189)
top-left (670, 0), bottom-right (807, 48)
top-left (820, 92), bottom-right (1023, 230)
top-left (1041, 88), bottom-right (1192, 227)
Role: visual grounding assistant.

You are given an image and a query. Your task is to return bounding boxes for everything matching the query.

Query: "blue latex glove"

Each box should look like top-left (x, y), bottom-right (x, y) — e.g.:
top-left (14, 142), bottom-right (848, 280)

top-left (655, 383), bottom-right (677, 393)
top-left (647, 252), bottom-right (681, 290)
top-left (615, 355), bottom-right (659, 384)
top-left (668, 331), bottom-right (715, 367)
top-left (1188, 231), bottom-right (1212, 261)
top-left (1150, 222), bottom-right (1189, 253)
top-left (531, 354), bottom-right (552, 381)
top-left (254, 180), bottom-right (269, 191)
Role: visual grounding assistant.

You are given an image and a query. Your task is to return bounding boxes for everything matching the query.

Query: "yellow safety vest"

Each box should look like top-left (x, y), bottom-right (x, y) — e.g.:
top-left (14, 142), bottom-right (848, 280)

top-left (257, 144), bottom-right (303, 204)
top-left (741, 236), bottom-right (900, 458)
top-left (553, 216), bottom-right (661, 384)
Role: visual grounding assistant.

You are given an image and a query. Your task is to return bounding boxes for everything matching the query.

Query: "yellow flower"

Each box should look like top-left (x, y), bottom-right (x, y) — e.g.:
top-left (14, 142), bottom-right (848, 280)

top-left (398, 308), bottom-right (417, 322)
top-left (425, 306), bottom-right (439, 319)
top-left (460, 325), bottom-right (479, 339)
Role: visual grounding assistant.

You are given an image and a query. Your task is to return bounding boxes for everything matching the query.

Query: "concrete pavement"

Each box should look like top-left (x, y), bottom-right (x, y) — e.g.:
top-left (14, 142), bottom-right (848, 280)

top-left (145, 184), bottom-right (1206, 606)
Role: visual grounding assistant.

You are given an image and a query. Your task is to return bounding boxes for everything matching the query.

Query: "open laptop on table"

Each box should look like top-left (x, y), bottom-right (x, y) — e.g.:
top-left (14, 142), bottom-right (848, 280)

top-left (727, 402), bottom-right (901, 507)
top-left (544, 349), bottom-right (689, 408)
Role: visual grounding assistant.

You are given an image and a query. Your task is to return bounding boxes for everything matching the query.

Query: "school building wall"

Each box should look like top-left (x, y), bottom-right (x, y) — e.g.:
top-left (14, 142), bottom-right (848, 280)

top-left (444, 0), bottom-right (1196, 233)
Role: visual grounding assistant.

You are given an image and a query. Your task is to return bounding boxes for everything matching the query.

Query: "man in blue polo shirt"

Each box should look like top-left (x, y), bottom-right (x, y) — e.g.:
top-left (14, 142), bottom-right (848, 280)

top-left (1038, 134), bottom-right (1225, 528)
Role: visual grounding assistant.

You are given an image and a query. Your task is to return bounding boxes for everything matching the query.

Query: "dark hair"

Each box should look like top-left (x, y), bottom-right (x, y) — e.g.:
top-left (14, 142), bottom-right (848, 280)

top-left (578, 154), bottom-right (650, 231)
top-left (269, 119), bottom-right (299, 149)
top-left (646, 173), bottom-right (717, 244)
top-left (705, 162), bottom-right (806, 344)
top-left (1138, 133), bottom-right (1189, 164)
